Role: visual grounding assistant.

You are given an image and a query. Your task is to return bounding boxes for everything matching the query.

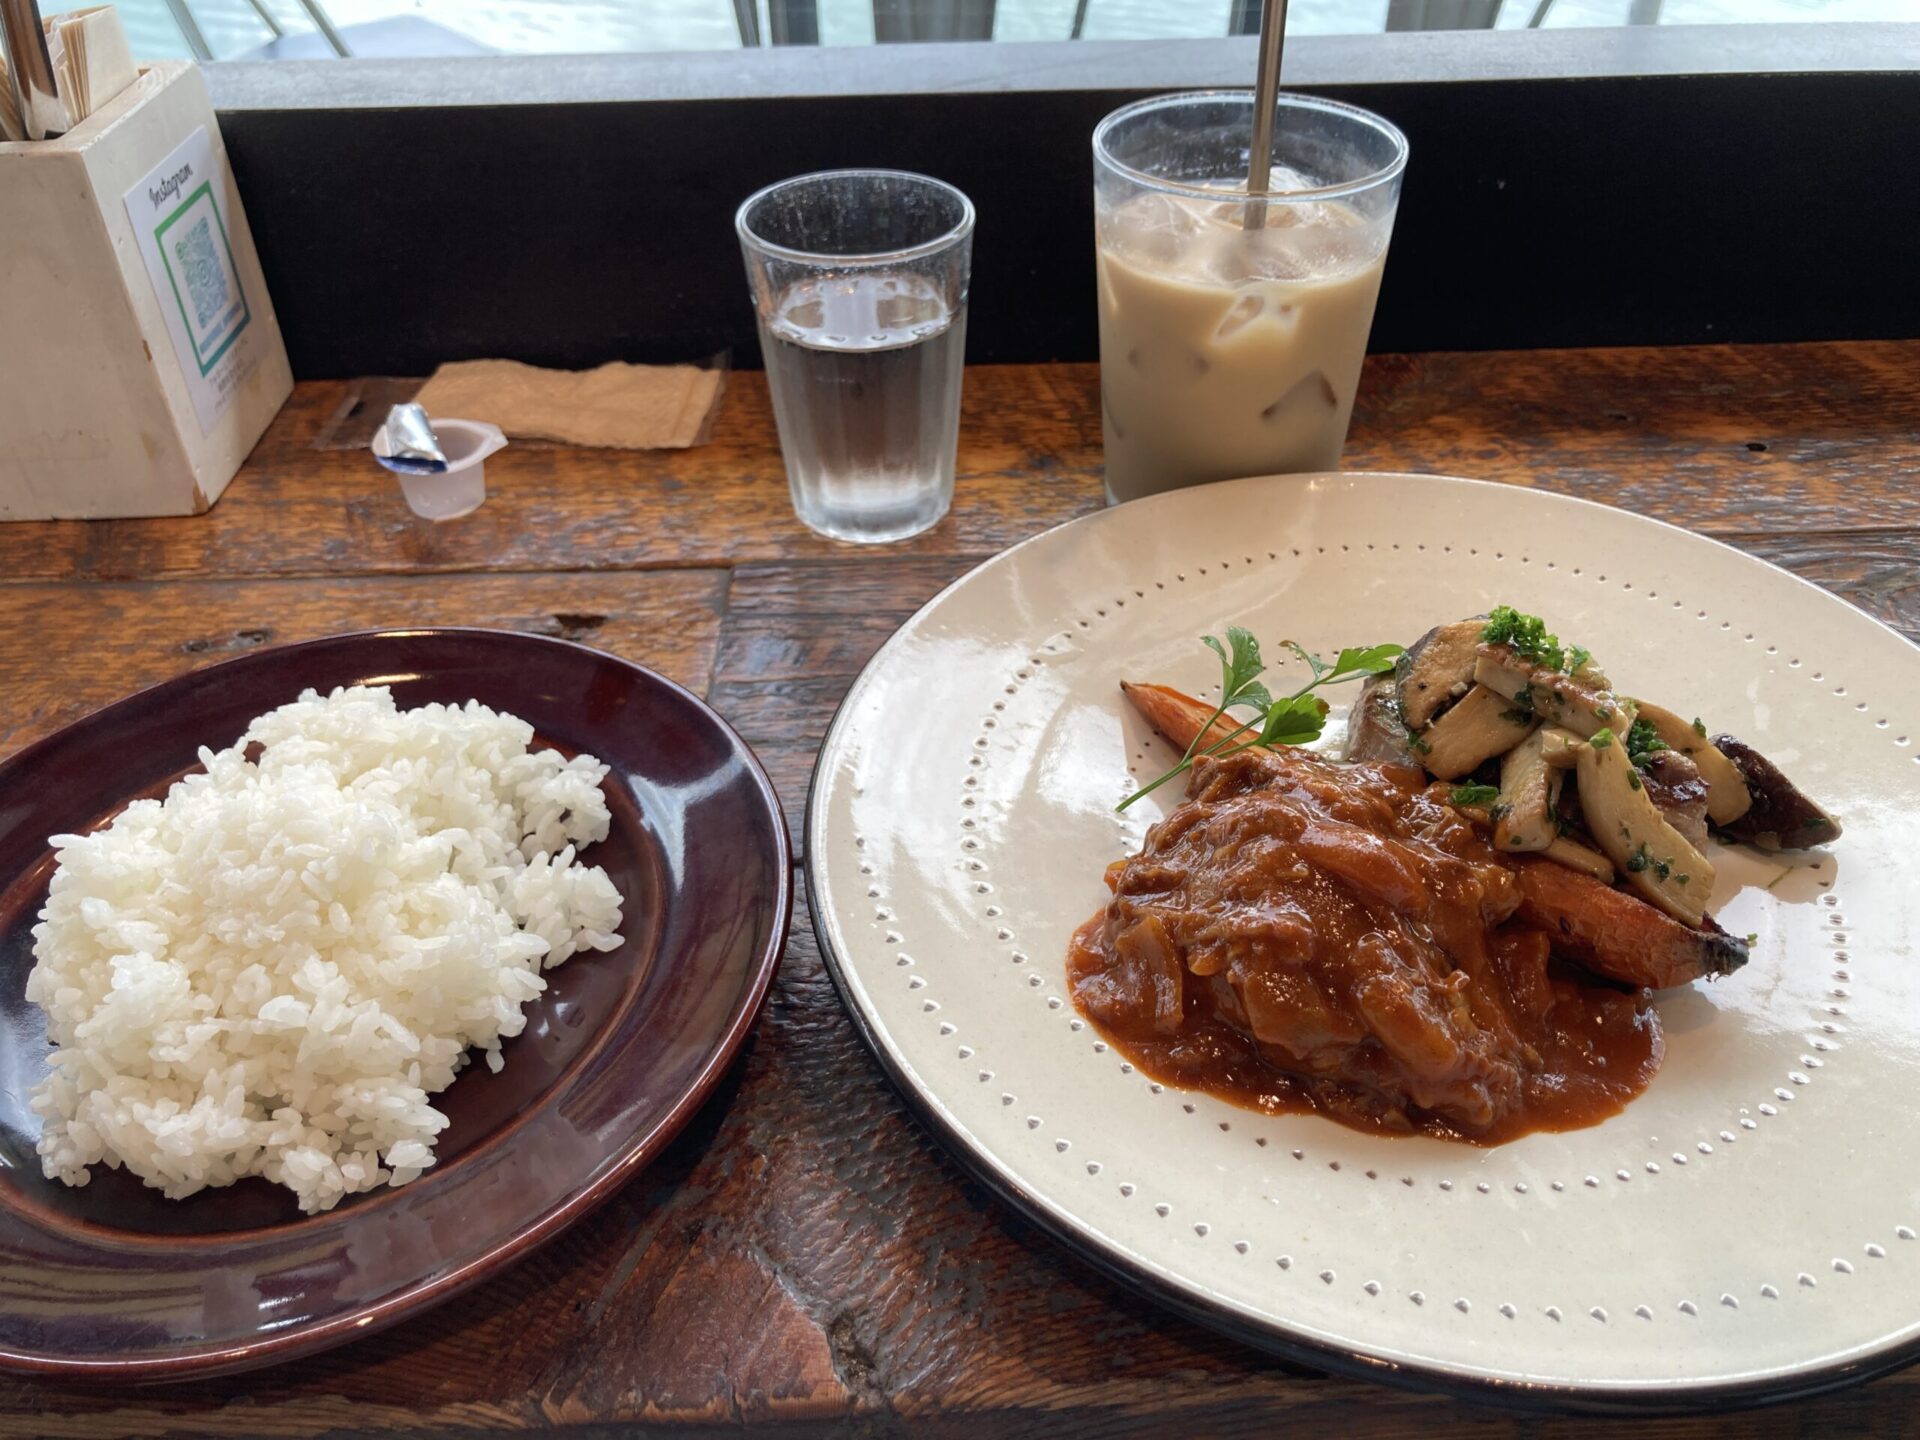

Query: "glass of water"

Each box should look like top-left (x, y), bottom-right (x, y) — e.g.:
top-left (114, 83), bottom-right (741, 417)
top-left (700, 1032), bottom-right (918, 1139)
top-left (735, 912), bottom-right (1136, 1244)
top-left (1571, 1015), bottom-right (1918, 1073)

top-left (736, 170), bottom-right (974, 544)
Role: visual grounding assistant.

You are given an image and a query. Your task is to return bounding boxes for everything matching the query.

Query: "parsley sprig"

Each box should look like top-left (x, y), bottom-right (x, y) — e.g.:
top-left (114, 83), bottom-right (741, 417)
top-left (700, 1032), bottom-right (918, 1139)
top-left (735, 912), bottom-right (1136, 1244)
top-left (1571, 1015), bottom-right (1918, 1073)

top-left (1115, 629), bottom-right (1402, 812)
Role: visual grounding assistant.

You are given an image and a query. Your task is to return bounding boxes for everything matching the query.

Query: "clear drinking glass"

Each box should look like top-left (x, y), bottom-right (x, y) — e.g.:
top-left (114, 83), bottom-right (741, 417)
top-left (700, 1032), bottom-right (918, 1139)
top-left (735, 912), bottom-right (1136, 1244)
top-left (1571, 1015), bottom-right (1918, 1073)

top-left (1093, 92), bottom-right (1409, 505)
top-left (737, 170), bottom-right (974, 544)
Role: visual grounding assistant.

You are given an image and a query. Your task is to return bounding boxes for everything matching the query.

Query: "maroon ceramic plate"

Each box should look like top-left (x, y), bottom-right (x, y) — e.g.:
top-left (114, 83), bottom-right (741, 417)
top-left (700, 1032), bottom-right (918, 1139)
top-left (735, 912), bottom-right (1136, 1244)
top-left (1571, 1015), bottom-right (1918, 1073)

top-left (0, 628), bottom-right (790, 1381)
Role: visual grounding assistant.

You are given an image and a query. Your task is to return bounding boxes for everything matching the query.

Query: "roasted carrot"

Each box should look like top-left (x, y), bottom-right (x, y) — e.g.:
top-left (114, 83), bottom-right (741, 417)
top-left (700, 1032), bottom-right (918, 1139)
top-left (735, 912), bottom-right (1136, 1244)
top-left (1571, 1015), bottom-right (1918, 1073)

top-left (1510, 857), bottom-right (1747, 989)
top-left (1118, 681), bottom-right (1249, 755)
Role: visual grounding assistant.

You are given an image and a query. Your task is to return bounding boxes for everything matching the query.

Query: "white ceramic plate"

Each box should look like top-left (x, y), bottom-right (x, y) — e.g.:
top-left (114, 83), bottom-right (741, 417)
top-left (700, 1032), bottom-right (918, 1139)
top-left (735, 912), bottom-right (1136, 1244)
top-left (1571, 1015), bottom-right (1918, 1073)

top-left (808, 473), bottom-right (1920, 1411)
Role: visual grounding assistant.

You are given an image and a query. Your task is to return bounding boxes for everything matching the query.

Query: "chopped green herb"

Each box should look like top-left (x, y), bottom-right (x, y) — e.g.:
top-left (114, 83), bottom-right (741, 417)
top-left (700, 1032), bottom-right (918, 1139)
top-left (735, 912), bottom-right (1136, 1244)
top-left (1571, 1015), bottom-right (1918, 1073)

top-left (1503, 708), bottom-right (1534, 725)
top-left (1515, 683), bottom-right (1536, 711)
top-left (1450, 783), bottom-right (1502, 808)
top-left (1405, 725), bottom-right (1432, 755)
top-left (1594, 704), bottom-right (1613, 722)
top-left (1589, 727), bottom-right (1615, 751)
top-left (1627, 770), bottom-right (1643, 792)
top-left (1489, 802), bottom-right (1513, 823)
top-left (1626, 843), bottom-right (1653, 874)
top-left (1745, 932), bottom-right (1759, 947)
top-left (1480, 606), bottom-right (1595, 676)
top-left (1654, 857), bottom-right (1672, 881)
top-left (1675, 874), bottom-right (1690, 886)
top-left (1626, 716), bottom-right (1670, 771)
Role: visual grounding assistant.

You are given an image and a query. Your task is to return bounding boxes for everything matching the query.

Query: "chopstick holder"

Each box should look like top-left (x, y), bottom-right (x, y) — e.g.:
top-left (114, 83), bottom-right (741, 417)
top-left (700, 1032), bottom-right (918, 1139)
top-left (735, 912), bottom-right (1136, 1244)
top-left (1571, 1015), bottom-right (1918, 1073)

top-left (0, 61), bottom-right (292, 519)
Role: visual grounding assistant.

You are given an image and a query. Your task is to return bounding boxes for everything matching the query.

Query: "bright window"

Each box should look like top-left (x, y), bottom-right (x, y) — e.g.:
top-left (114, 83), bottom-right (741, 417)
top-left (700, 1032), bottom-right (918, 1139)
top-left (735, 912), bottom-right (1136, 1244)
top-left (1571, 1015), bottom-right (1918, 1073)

top-left (45, 0), bottom-right (1920, 62)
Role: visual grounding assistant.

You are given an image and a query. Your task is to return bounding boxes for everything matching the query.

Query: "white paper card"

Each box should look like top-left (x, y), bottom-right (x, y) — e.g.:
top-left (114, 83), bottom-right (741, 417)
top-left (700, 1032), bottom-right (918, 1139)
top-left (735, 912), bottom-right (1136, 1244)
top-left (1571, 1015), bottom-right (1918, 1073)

top-left (123, 126), bottom-right (263, 434)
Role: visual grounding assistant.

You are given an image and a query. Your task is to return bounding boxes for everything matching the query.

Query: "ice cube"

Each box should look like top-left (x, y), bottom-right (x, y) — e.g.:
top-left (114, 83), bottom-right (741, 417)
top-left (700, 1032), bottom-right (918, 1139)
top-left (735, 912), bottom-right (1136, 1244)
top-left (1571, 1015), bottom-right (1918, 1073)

top-left (1207, 227), bottom-right (1313, 285)
top-left (1104, 192), bottom-right (1210, 270)
top-left (1122, 191), bottom-right (1209, 237)
top-left (876, 289), bottom-right (942, 331)
top-left (1202, 198), bottom-right (1251, 228)
top-left (1217, 212), bottom-right (1384, 284)
top-left (783, 295), bottom-right (825, 330)
top-left (1122, 338), bottom-right (1210, 382)
top-left (1213, 293), bottom-right (1264, 341)
top-left (1295, 225), bottom-right (1378, 278)
top-left (1261, 371), bottom-right (1340, 423)
top-left (1265, 162), bottom-right (1324, 194)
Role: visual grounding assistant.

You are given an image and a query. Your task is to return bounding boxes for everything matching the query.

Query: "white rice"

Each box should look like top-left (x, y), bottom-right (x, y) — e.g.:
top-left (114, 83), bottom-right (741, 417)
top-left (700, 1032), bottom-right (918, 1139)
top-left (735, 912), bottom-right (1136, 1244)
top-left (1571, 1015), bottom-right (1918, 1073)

top-left (25, 685), bottom-right (625, 1214)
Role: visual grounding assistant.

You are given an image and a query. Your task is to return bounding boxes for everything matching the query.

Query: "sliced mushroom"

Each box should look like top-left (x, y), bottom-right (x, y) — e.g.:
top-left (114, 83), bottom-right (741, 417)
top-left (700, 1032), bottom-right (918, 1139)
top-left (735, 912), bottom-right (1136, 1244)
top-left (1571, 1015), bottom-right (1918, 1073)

top-left (1492, 728), bottom-right (1557, 853)
top-left (1632, 701), bottom-right (1753, 825)
top-left (1495, 727), bottom-right (1617, 878)
top-left (1417, 684), bottom-right (1538, 780)
top-left (1395, 619), bottom-right (1486, 731)
top-left (1574, 728), bottom-right (1716, 927)
top-left (1539, 727), bottom-right (1584, 770)
top-left (1473, 647), bottom-right (1636, 740)
top-left (1542, 835), bottom-right (1615, 884)
top-left (1638, 749), bottom-right (1710, 851)
top-left (1345, 669), bottom-right (1423, 767)
top-left (1712, 734), bottom-right (1844, 850)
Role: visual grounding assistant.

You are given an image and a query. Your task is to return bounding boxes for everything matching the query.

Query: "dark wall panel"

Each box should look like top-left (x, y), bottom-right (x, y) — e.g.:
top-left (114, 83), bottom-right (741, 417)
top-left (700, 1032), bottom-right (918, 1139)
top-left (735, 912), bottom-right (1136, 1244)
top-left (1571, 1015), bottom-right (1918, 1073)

top-left (218, 72), bottom-right (1920, 378)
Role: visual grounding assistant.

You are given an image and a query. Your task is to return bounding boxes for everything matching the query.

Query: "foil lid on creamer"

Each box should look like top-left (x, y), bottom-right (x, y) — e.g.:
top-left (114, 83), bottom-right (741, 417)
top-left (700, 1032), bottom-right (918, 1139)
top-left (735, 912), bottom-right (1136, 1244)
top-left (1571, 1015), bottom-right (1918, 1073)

top-left (372, 403), bottom-right (449, 474)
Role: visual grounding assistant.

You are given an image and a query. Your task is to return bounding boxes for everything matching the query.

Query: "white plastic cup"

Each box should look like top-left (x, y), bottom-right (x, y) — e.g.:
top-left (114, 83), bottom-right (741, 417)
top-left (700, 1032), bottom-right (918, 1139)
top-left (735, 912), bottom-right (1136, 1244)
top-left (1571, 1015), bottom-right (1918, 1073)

top-left (374, 416), bottom-right (507, 520)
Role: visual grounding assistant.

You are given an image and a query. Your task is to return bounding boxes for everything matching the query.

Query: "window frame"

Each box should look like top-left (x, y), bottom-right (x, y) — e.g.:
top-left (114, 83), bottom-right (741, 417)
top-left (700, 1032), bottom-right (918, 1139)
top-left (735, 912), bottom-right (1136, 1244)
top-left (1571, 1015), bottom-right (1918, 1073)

top-left (204, 24), bottom-right (1920, 376)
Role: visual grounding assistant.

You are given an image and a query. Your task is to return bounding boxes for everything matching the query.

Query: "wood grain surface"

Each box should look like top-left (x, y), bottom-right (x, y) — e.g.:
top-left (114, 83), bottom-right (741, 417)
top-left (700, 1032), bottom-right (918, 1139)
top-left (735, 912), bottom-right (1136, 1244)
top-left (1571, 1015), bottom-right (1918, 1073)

top-left (2, 343), bottom-right (1918, 1436)
top-left (0, 572), bottom-right (726, 763)
top-left (4, 342), bottom-right (1917, 587)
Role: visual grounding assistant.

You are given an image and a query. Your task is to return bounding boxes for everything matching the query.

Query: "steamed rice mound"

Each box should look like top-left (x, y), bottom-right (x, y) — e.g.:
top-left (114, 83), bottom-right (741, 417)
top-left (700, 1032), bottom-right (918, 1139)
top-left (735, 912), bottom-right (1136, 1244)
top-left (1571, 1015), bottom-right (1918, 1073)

top-left (25, 685), bottom-right (625, 1214)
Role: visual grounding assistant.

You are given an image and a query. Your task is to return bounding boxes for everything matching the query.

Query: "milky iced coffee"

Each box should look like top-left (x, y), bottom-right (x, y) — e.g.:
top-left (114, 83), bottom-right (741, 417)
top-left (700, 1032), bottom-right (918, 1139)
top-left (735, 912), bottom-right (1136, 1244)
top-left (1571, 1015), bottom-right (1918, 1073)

top-left (1093, 93), bottom-right (1409, 504)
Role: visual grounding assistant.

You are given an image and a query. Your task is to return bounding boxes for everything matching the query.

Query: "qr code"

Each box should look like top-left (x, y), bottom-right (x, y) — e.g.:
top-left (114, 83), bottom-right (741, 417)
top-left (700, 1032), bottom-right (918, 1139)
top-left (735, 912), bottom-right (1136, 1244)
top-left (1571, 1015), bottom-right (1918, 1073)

top-left (172, 215), bottom-right (230, 329)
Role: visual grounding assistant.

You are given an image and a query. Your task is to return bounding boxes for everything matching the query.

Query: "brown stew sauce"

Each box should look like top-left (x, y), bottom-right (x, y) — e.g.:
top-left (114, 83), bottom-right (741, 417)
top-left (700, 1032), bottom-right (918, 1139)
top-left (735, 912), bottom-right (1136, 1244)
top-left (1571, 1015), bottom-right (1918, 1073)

top-left (1067, 748), bottom-right (1661, 1143)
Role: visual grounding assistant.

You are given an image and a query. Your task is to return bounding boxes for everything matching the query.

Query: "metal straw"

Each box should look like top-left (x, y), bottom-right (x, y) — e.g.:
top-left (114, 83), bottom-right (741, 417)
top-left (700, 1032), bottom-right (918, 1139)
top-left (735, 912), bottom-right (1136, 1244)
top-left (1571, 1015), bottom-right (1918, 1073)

top-left (0, 0), bottom-right (63, 140)
top-left (1244, 0), bottom-right (1289, 231)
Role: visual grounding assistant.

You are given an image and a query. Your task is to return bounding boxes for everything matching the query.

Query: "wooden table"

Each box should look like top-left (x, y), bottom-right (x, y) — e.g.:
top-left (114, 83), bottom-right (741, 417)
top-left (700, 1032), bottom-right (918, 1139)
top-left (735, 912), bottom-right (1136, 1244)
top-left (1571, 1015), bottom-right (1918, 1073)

top-left (3, 344), bottom-right (1918, 1436)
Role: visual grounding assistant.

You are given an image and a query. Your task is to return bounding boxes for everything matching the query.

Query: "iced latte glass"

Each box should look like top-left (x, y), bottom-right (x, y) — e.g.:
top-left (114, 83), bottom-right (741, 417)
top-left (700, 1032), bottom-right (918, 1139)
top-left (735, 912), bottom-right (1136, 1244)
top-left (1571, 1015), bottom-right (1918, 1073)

top-left (1093, 92), bottom-right (1408, 504)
